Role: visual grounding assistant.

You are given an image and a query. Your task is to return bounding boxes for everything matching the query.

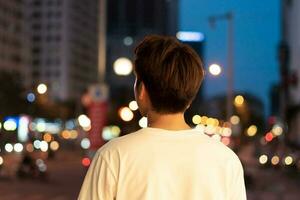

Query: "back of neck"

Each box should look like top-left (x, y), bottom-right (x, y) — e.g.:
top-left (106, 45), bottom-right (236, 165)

top-left (147, 111), bottom-right (191, 131)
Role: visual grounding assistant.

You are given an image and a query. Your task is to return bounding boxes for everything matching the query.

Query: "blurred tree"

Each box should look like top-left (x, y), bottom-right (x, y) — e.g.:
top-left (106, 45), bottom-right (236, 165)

top-left (0, 70), bottom-right (27, 119)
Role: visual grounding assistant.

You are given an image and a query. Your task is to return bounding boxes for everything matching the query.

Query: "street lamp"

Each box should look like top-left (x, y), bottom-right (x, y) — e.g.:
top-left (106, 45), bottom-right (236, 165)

top-left (208, 12), bottom-right (234, 121)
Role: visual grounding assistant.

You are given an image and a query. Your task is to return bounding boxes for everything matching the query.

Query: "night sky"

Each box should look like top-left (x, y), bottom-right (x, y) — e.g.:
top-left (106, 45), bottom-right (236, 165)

top-left (180, 0), bottom-right (280, 116)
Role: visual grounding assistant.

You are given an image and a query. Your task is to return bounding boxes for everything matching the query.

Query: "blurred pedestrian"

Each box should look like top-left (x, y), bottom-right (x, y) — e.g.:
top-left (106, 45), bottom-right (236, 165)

top-left (78, 35), bottom-right (246, 200)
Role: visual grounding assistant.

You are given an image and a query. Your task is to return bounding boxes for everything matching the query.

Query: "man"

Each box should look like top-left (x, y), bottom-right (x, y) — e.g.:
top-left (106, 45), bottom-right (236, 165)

top-left (78, 35), bottom-right (246, 200)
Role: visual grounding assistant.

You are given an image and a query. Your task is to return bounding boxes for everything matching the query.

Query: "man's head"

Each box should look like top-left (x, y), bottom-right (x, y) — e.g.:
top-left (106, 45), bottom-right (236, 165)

top-left (134, 35), bottom-right (204, 116)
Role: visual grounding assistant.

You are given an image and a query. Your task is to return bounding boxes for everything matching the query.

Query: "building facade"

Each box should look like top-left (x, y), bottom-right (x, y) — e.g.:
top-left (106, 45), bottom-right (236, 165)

top-left (282, 0), bottom-right (300, 145)
top-left (24, 0), bottom-right (99, 102)
top-left (106, 0), bottom-right (178, 84)
top-left (105, 0), bottom-right (179, 102)
top-left (0, 0), bottom-right (30, 85)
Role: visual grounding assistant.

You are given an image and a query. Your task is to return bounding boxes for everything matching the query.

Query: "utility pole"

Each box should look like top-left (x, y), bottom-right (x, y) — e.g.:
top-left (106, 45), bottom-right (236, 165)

top-left (209, 12), bottom-right (234, 121)
top-left (98, 0), bottom-right (106, 83)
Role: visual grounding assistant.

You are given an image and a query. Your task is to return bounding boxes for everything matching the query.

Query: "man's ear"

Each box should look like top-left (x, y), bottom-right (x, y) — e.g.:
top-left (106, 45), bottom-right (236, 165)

top-left (138, 82), bottom-right (147, 100)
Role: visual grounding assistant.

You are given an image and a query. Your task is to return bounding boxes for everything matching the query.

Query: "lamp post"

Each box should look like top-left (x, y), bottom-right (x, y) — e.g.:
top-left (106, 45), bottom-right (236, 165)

top-left (98, 0), bottom-right (106, 82)
top-left (208, 12), bottom-right (234, 121)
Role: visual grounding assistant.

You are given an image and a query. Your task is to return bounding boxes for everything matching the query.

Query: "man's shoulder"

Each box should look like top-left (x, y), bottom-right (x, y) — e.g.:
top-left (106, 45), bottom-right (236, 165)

top-left (202, 135), bottom-right (241, 163)
top-left (97, 129), bottom-right (145, 154)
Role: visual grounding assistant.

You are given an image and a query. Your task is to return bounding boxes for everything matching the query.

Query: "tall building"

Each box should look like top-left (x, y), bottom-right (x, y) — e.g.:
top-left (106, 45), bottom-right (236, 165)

top-left (0, 0), bottom-right (30, 85)
top-left (105, 0), bottom-right (179, 102)
top-left (24, 0), bottom-right (99, 102)
top-left (107, 0), bottom-right (178, 37)
top-left (282, 0), bottom-right (300, 145)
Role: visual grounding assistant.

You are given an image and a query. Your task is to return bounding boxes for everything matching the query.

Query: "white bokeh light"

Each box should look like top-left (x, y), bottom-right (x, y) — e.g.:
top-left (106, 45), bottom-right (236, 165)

top-left (208, 64), bottom-right (222, 76)
top-left (14, 143), bottom-right (23, 153)
top-left (119, 107), bottom-right (134, 122)
top-left (113, 57), bottom-right (133, 76)
top-left (78, 114), bottom-right (91, 129)
top-left (129, 100), bottom-right (139, 111)
top-left (5, 143), bottom-right (13, 152)
top-left (37, 83), bottom-right (47, 94)
top-left (138, 117), bottom-right (148, 128)
top-left (80, 138), bottom-right (91, 149)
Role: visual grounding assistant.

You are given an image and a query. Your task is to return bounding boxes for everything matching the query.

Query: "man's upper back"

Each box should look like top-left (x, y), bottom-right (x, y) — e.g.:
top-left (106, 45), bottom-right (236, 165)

top-left (78, 128), bottom-right (246, 200)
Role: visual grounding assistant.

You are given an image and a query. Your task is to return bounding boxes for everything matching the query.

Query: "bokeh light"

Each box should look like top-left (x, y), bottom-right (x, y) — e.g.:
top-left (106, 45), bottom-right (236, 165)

top-left (113, 57), bottom-right (133, 76)
top-left (26, 92), bottom-right (36, 103)
top-left (284, 156), bottom-right (293, 165)
top-left (222, 127), bottom-right (232, 137)
top-left (78, 114), bottom-right (91, 129)
top-left (247, 125), bottom-right (257, 137)
top-left (36, 120), bottom-right (46, 132)
top-left (61, 130), bottom-right (71, 139)
top-left (123, 36), bottom-right (133, 46)
top-left (234, 95), bottom-right (244, 106)
top-left (102, 126), bottom-right (121, 141)
top-left (111, 126), bottom-right (121, 137)
top-left (139, 117), bottom-right (148, 128)
top-left (36, 159), bottom-right (47, 172)
top-left (5, 143), bottom-right (13, 152)
top-left (50, 141), bottom-right (60, 151)
top-left (259, 154), bottom-right (268, 164)
top-left (119, 107), bottom-right (134, 121)
top-left (205, 125), bottom-right (217, 135)
top-left (208, 64), bottom-right (222, 76)
top-left (200, 116), bottom-right (208, 125)
top-left (265, 132), bottom-right (274, 142)
top-left (37, 83), bottom-right (47, 94)
top-left (271, 155), bottom-right (280, 165)
top-left (221, 137), bottom-right (230, 146)
top-left (192, 115), bottom-right (201, 125)
top-left (129, 100), bottom-right (139, 111)
top-left (81, 138), bottom-right (91, 149)
top-left (82, 157), bottom-right (91, 167)
top-left (272, 125), bottom-right (283, 136)
top-left (40, 141), bottom-right (49, 152)
top-left (206, 118), bottom-right (216, 126)
top-left (33, 140), bottom-right (41, 149)
top-left (70, 130), bottom-right (78, 139)
top-left (26, 143), bottom-right (34, 152)
top-left (43, 133), bottom-right (52, 142)
top-left (230, 115), bottom-right (240, 125)
top-left (0, 156), bottom-right (3, 165)
top-left (3, 119), bottom-right (17, 131)
top-left (14, 143), bottom-right (23, 153)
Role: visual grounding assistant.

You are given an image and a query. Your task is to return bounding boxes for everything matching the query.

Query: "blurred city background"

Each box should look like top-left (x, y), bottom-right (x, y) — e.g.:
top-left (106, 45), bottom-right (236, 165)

top-left (0, 0), bottom-right (299, 199)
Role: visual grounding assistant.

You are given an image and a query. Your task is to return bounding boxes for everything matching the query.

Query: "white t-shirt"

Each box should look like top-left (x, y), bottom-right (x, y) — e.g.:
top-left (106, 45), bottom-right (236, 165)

top-left (78, 127), bottom-right (246, 200)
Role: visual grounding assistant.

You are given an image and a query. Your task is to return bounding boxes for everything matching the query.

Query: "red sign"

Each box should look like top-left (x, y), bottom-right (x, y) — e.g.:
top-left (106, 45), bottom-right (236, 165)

top-left (87, 101), bottom-right (108, 149)
top-left (85, 84), bottom-right (109, 150)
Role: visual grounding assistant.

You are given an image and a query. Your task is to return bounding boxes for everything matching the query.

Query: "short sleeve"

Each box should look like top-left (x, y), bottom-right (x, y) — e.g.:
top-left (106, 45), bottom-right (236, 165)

top-left (78, 151), bottom-right (117, 200)
top-left (228, 156), bottom-right (247, 200)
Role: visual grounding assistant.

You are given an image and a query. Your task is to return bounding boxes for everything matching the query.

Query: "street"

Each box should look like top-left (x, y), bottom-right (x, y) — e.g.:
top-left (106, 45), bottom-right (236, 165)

top-left (0, 150), bottom-right (86, 200)
top-left (1, 147), bottom-right (300, 199)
